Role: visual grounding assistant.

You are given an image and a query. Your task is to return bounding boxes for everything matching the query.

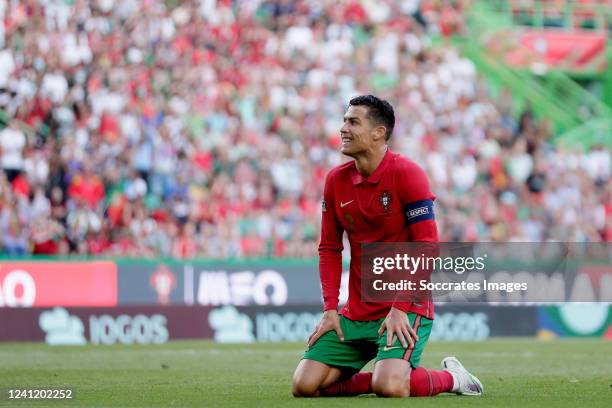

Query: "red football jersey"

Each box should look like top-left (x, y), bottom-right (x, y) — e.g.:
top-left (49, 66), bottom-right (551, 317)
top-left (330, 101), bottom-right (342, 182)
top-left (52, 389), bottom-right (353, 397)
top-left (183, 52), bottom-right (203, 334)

top-left (319, 149), bottom-right (437, 321)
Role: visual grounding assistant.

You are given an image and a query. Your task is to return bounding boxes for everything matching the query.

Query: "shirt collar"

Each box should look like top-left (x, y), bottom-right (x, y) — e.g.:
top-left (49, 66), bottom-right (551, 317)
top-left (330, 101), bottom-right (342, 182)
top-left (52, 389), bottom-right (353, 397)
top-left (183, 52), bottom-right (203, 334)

top-left (351, 148), bottom-right (393, 185)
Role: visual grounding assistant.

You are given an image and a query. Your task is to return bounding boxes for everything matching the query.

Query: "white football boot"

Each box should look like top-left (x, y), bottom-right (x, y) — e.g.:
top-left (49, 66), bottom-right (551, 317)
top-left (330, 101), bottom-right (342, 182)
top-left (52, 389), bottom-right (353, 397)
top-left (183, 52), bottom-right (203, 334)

top-left (441, 356), bottom-right (484, 396)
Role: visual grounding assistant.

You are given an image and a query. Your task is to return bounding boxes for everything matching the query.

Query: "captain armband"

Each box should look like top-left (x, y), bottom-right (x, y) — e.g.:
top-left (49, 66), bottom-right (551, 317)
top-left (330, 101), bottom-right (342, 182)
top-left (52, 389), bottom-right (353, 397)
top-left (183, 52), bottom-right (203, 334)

top-left (403, 199), bottom-right (435, 225)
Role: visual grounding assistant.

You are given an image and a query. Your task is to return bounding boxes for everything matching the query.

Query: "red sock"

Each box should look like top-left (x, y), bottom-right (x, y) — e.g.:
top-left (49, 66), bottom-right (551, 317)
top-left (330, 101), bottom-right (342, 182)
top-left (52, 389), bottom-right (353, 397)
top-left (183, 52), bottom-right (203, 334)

top-left (409, 367), bottom-right (454, 397)
top-left (322, 372), bottom-right (373, 396)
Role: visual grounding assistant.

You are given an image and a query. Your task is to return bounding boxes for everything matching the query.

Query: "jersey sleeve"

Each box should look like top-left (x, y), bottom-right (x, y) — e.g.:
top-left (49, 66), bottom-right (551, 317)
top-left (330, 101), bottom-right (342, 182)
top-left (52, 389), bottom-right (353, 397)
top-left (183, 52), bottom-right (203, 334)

top-left (397, 160), bottom-right (439, 242)
top-left (318, 171), bottom-right (344, 311)
top-left (394, 160), bottom-right (439, 313)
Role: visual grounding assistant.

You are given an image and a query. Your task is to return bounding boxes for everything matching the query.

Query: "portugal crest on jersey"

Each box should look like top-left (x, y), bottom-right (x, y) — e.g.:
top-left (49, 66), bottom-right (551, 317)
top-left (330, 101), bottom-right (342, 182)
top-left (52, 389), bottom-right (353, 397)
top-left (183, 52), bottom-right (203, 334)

top-left (379, 190), bottom-right (392, 212)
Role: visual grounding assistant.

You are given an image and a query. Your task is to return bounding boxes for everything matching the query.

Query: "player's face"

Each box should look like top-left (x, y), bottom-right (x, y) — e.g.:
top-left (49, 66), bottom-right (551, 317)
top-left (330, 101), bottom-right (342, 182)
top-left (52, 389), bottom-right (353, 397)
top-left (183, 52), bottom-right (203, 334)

top-left (340, 105), bottom-right (377, 156)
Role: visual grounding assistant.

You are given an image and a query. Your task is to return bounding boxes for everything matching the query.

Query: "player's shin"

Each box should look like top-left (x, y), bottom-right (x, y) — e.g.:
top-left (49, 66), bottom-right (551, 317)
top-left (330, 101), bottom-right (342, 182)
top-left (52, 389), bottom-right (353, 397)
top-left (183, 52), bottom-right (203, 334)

top-left (321, 372), bottom-right (373, 396)
top-left (409, 367), bottom-right (454, 397)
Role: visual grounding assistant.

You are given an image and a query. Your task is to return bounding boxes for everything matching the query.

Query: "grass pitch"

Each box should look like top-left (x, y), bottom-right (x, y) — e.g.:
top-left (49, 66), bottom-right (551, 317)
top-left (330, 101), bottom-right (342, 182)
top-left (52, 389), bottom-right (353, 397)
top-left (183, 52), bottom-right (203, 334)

top-left (0, 339), bottom-right (611, 407)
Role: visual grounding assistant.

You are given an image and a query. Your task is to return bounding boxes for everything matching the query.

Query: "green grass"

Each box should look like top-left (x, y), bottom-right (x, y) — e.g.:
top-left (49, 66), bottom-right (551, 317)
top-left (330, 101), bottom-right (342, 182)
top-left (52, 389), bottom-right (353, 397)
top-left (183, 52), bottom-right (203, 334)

top-left (1, 339), bottom-right (611, 407)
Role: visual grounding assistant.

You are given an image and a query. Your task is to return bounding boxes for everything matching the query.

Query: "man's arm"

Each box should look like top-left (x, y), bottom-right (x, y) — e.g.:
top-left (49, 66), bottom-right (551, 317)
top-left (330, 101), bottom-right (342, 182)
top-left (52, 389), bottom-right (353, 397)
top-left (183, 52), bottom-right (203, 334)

top-left (379, 160), bottom-right (438, 348)
top-left (394, 160), bottom-right (438, 312)
top-left (307, 172), bottom-right (345, 348)
top-left (318, 171), bottom-right (345, 312)
top-left (400, 160), bottom-right (438, 242)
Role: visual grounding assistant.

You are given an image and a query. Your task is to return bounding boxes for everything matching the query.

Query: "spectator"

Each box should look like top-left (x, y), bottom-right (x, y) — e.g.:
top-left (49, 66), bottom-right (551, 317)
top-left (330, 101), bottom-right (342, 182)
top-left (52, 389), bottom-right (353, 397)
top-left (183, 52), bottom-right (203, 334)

top-left (0, 121), bottom-right (26, 183)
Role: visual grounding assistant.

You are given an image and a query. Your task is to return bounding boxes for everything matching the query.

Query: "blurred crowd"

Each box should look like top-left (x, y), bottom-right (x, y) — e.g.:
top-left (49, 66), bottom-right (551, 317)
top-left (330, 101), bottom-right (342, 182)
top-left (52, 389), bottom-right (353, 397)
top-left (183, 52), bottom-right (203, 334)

top-left (0, 0), bottom-right (609, 259)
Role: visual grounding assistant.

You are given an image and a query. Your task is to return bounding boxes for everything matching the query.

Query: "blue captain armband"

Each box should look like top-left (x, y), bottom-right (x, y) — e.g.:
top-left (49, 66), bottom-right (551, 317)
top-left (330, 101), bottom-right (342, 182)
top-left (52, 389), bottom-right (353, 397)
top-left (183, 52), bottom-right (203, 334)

top-left (404, 199), bottom-right (435, 225)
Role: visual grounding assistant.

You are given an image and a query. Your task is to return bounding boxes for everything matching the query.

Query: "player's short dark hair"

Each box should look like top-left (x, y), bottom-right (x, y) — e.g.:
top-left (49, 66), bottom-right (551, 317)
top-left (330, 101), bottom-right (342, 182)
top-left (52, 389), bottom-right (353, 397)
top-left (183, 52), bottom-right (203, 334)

top-left (349, 95), bottom-right (395, 141)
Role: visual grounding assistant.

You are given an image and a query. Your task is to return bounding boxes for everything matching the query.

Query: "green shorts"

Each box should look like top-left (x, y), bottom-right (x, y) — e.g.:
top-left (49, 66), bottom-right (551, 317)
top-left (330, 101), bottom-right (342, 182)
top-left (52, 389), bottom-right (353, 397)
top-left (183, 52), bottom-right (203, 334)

top-left (303, 313), bottom-right (432, 371)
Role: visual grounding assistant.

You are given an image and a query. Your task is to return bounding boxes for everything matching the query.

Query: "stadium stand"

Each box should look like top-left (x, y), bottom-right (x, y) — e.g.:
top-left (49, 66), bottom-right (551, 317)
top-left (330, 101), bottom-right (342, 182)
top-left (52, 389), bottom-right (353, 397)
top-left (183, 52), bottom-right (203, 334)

top-left (0, 0), bottom-right (609, 258)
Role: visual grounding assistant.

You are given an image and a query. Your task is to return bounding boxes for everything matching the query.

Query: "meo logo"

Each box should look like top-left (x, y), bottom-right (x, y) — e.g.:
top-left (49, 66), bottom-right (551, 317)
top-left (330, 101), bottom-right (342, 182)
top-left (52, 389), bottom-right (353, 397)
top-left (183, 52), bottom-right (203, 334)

top-left (408, 206), bottom-right (429, 219)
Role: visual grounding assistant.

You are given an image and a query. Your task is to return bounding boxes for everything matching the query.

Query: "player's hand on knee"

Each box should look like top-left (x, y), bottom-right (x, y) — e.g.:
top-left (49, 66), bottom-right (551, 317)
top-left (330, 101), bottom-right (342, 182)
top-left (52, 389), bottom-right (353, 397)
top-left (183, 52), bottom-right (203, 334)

top-left (307, 309), bottom-right (344, 349)
top-left (378, 307), bottom-right (419, 349)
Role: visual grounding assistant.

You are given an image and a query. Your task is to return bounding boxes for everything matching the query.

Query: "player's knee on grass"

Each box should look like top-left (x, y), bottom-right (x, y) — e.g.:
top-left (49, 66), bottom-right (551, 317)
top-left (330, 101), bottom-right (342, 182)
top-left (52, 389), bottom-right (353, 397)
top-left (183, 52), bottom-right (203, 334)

top-left (291, 373), bottom-right (320, 397)
top-left (292, 359), bottom-right (346, 397)
top-left (372, 368), bottom-right (410, 398)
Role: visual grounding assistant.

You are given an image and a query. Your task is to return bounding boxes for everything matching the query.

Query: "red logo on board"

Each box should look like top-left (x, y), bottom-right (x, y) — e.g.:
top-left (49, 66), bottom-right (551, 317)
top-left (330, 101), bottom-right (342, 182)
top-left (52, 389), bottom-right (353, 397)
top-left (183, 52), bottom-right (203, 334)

top-left (149, 265), bottom-right (176, 305)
